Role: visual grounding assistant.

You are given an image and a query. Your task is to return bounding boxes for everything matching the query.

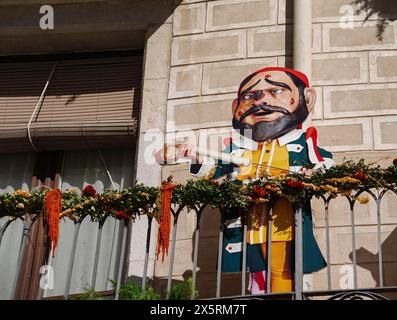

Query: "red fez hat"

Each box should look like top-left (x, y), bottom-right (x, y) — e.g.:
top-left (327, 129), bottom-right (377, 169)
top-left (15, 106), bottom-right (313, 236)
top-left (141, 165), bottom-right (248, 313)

top-left (237, 67), bottom-right (310, 97)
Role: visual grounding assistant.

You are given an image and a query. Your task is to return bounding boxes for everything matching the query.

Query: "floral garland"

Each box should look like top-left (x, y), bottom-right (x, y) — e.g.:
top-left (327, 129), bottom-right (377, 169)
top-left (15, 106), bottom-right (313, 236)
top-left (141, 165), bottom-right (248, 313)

top-left (1, 159), bottom-right (397, 224)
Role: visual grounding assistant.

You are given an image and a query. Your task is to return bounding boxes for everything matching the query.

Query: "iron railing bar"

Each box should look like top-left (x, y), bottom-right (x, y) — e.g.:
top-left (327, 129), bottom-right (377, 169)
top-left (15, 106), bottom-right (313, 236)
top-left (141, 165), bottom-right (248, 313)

top-left (114, 220), bottom-right (128, 300)
top-left (106, 219), bottom-right (119, 290)
top-left (0, 217), bottom-right (18, 247)
top-left (215, 214), bottom-right (225, 298)
top-left (11, 213), bottom-right (33, 299)
top-left (241, 208), bottom-right (248, 296)
top-left (348, 196), bottom-right (358, 289)
top-left (377, 189), bottom-right (387, 287)
top-left (294, 208), bottom-right (303, 300)
top-left (91, 223), bottom-right (104, 291)
top-left (142, 216), bottom-right (153, 290)
top-left (191, 206), bottom-right (205, 300)
top-left (324, 199), bottom-right (332, 290)
top-left (266, 206), bottom-right (273, 294)
top-left (166, 208), bottom-right (182, 298)
top-left (63, 221), bottom-right (82, 299)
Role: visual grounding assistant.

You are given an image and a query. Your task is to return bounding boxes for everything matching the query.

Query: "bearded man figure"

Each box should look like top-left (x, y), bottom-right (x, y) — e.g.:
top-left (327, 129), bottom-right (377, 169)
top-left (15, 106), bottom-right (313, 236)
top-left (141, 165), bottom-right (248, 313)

top-left (156, 67), bottom-right (334, 294)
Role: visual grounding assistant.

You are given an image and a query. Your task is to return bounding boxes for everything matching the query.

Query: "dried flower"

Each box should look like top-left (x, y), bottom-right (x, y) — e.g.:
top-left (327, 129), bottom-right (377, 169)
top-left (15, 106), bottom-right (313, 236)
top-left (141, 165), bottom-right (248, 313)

top-left (13, 190), bottom-right (32, 198)
top-left (82, 185), bottom-right (97, 197)
top-left (286, 180), bottom-right (304, 189)
top-left (16, 203), bottom-right (25, 209)
top-left (356, 195), bottom-right (370, 204)
top-left (354, 171), bottom-right (367, 182)
top-left (115, 210), bottom-right (129, 220)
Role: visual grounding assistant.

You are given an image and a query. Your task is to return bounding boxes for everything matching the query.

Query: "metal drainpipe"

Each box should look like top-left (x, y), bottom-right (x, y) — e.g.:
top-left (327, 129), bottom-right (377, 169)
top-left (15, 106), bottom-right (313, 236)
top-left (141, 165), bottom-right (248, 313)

top-left (293, 0), bottom-right (313, 299)
top-left (293, 0), bottom-right (313, 128)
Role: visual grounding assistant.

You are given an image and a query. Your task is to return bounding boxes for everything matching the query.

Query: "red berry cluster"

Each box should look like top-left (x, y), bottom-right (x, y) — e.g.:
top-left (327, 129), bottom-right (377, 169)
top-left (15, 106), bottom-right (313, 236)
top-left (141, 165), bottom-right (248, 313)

top-left (115, 210), bottom-right (129, 220)
top-left (82, 185), bottom-right (97, 197)
top-left (354, 171), bottom-right (367, 182)
top-left (252, 185), bottom-right (267, 199)
top-left (286, 180), bottom-right (304, 190)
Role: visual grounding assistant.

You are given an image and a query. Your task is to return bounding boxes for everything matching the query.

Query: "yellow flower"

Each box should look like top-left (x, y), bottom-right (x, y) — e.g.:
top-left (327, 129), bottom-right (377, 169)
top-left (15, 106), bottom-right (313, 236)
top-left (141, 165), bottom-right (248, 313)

top-left (16, 203), bottom-right (25, 209)
top-left (356, 195), bottom-right (370, 204)
top-left (320, 185), bottom-right (339, 194)
top-left (12, 190), bottom-right (31, 198)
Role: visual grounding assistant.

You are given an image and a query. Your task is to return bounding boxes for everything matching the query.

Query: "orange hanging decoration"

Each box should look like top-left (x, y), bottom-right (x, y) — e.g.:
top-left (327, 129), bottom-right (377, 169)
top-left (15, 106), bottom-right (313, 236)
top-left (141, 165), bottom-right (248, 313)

top-left (156, 178), bottom-right (176, 262)
top-left (44, 189), bottom-right (62, 257)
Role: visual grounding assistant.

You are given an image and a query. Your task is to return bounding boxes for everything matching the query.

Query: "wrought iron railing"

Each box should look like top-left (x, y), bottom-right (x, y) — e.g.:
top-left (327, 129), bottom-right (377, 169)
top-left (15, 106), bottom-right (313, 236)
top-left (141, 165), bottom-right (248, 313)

top-left (1, 187), bottom-right (397, 300)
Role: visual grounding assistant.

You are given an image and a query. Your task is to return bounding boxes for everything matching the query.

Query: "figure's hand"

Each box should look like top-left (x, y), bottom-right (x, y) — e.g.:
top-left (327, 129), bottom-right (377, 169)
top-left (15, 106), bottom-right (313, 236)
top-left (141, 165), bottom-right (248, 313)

top-left (155, 144), bottom-right (203, 164)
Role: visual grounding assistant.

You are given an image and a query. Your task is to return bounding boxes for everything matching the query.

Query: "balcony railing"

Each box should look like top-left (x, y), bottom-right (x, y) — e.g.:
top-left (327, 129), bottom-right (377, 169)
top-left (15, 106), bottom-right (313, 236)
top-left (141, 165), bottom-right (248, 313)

top-left (1, 180), bottom-right (397, 300)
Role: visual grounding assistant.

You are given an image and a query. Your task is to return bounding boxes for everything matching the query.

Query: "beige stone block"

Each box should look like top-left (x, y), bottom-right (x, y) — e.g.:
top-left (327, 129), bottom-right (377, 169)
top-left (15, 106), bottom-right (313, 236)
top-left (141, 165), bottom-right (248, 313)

top-left (206, 0), bottom-right (277, 32)
top-left (198, 127), bottom-right (234, 154)
top-left (167, 94), bottom-right (235, 132)
top-left (277, 0), bottom-right (292, 25)
top-left (248, 24), bottom-right (321, 58)
top-left (369, 51), bottom-right (397, 83)
top-left (311, 118), bottom-right (373, 152)
top-left (324, 83), bottom-right (397, 118)
top-left (144, 23), bottom-right (173, 80)
top-left (173, 3), bottom-right (206, 35)
top-left (277, 55), bottom-right (293, 68)
top-left (168, 65), bottom-right (203, 98)
top-left (312, 86), bottom-right (323, 120)
top-left (373, 115), bottom-right (397, 150)
top-left (171, 30), bottom-right (246, 65)
top-left (323, 21), bottom-right (397, 52)
top-left (312, 0), bottom-right (371, 23)
top-left (202, 57), bottom-right (277, 95)
top-left (248, 25), bottom-right (291, 58)
top-left (312, 52), bottom-right (369, 86)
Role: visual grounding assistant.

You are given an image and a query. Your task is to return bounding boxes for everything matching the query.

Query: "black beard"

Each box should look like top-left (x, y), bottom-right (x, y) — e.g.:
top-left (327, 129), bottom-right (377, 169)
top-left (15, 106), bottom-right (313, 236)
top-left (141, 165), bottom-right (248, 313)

top-left (232, 103), bottom-right (309, 142)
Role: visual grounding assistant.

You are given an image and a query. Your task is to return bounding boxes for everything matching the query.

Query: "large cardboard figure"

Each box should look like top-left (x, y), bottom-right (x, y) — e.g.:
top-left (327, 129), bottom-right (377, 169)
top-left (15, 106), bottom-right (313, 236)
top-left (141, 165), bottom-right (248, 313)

top-left (156, 67), bottom-right (334, 293)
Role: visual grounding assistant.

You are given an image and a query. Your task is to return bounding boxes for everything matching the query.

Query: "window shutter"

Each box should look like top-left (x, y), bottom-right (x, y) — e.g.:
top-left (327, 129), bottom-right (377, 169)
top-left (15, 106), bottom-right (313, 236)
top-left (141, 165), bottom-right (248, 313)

top-left (0, 55), bottom-right (142, 153)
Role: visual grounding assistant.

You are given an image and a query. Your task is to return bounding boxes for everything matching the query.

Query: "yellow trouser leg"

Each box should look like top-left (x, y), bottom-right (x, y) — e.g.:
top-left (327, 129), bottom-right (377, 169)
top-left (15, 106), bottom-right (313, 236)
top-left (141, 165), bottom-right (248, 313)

top-left (261, 241), bottom-right (293, 293)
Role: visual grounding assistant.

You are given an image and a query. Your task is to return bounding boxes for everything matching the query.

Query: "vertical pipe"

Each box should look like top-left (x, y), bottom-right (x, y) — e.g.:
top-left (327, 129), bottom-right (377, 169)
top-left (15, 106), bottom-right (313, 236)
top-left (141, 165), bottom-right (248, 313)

top-left (293, 0), bottom-right (312, 75)
top-left (142, 216), bottom-right (153, 290)
top-left (293, 0), bottom-right (312, 126)
top-left (64, 222), bottom-right (81, 299)
top-left (166, 215), bottom-right (179, 298)
top-left (191, 208), bottom-right (203, 300)
top-left (350, 201), bottom-right (358, 289)
top-left (115, 221), bottom-right (128, 300)
top-left (216, 216), bottom-right (224, 298)
top-left (241, 209), bottom-right (248, 296)
top-left (376, 196), bottom-right (384, 287)
top-left (294, 208), bottom-right (303, 300)
top-left (11, 214), bottom-right (32, 299)
top-left (325, 202), bottom-right (332, 290)
top-left (266, 207), bottom-right (273, 294)
top-left (91, 224), bottom-right (103, 291)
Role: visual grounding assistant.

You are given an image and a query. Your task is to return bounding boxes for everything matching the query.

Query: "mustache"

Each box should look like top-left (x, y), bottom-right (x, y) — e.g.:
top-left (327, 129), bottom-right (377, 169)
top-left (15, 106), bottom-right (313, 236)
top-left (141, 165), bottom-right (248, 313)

top-left (238, 104), bottom-right (291, 123)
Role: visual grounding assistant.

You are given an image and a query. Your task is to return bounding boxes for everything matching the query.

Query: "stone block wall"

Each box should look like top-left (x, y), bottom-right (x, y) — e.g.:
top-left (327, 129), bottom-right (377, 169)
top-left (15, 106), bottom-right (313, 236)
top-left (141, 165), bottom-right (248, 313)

top-left (153, 0), bottom-right (397, 298)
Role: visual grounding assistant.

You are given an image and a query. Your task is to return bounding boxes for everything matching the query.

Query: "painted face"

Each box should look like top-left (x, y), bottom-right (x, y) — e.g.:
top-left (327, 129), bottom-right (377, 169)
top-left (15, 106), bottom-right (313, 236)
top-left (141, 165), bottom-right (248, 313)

top-left (232, 70), bottom-right (309, 142)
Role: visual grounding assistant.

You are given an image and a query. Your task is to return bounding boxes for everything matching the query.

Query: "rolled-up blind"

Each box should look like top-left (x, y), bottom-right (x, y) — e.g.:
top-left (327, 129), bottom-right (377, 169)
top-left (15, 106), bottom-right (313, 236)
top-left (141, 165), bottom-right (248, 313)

top-left (0, 55), bottom-right (142, 153)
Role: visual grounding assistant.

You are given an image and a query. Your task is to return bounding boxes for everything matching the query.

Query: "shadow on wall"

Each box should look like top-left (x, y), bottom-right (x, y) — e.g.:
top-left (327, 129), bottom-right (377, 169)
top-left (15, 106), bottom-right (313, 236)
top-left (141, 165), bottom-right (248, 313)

top-left (151, 207), bottom-right (245, 299)
top-left (352, 0), bottom-right (397, 40)
top-left (350, 226), bottom-right (397, 288)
